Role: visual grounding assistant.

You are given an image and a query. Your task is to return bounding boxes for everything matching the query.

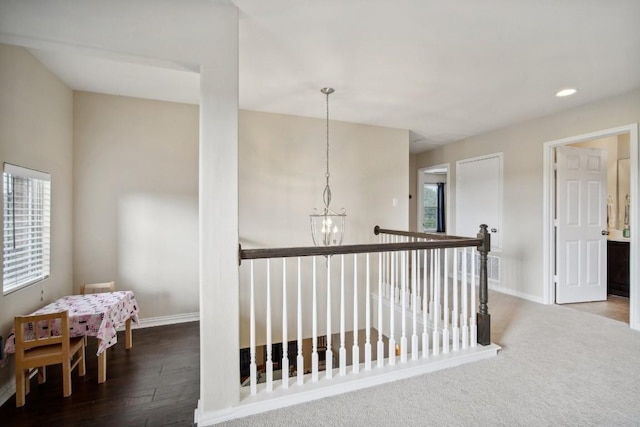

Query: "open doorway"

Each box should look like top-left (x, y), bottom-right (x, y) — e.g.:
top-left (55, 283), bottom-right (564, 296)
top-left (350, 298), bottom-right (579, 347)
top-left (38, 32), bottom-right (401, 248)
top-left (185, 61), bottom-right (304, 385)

top-left (543, 124), bottom-right (639, 329)
top-left (417, 164), bottom-right (449, 233)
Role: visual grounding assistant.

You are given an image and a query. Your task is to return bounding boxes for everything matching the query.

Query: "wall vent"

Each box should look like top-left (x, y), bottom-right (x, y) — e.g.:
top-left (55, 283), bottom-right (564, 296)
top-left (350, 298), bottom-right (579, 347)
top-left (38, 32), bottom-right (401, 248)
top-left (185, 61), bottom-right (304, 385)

top-left (457, 251), bottom-right (500, 283)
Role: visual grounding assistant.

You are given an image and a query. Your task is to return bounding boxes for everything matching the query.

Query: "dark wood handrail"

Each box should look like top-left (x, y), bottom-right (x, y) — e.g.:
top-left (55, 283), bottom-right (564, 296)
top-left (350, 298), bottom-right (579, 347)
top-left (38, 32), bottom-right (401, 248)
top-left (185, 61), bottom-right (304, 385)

top-left (239, 238), bottom-right (483, 261)
top-left (239, 224), bottom-right (486, 261)
top-left (373, 226), bottom-right (472, 241)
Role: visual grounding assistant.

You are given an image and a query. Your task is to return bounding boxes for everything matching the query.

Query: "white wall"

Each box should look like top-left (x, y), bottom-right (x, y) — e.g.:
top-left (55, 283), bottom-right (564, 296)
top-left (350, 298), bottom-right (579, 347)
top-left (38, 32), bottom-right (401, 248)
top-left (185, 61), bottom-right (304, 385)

top-left (415, 88), bottom-right (640, 303)
top-left (73, 91), bottom-right (200, 318)
top-left (0, 44), bottom-right (73, 398)
top-left (239, 110), bottom-right (409, 347)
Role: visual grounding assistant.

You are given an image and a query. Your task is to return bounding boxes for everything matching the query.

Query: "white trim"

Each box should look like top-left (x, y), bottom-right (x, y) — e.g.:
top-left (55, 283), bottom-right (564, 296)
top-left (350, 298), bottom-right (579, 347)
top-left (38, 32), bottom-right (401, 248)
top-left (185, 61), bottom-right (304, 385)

top-left (3, 163), bottom-right (50, 182)
top-left (629, 125), bottom-right (639, 331)
top-left (0, 376), bottom-right (15, 407)
top-left (542, 124), bottom-right (639, 331)
top-left (131, 312), bottom-right (199, 329)
top-left (194, 343), bottom-right (500, 426)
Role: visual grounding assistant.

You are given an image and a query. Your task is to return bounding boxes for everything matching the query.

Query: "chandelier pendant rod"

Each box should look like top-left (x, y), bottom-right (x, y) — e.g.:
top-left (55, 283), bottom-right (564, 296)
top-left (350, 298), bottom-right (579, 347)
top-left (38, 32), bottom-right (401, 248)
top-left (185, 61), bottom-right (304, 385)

top-left (322, 87), bottom-right (334, 210)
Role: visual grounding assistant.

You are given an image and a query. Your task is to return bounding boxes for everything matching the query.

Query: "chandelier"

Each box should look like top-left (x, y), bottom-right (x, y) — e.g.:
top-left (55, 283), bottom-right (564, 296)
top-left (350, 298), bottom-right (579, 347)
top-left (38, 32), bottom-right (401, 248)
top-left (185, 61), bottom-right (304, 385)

top-left (310, 87), bottom-right (346, 246)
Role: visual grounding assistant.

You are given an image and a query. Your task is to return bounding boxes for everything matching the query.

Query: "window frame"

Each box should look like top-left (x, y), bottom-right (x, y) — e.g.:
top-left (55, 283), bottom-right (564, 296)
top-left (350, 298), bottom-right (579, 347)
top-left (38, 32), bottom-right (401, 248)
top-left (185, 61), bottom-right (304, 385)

top-left (3, 163), bottom-right (51, 295)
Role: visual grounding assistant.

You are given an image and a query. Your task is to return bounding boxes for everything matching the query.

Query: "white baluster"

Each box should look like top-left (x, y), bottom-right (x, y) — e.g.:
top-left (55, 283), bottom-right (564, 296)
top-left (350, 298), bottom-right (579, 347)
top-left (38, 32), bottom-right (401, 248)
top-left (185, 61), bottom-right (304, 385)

top-left (442, 249), bottom-right (450, 354)
top-left (422, 249), bottom-right (429, 358)
top-left (266, 259), bottom-right (273, 391)
top-left (395, 236), bottom-right (401, 304)
top-left (388, 248), bottom-right (396, 366)
top-left (383, 235), bottom-right (389, 298)
top-left (470, 247), bottom-right (478, 347)
top-left (250, 260), bottom-right (257, 395)
top-left (340, 255), bottom-right (347, 376)
top-left (282, 258), bottom-right (289, 389)
top-left (452, 249), bottom-right (460, 352)
top-left (411, 250), bottom-right (418, 361)
top-left (432, 249), bottom-right (440, 356)
top-left (312, 257), bottom-right (319, 382)
top-left (409, 237), bottom-right (414, 308)
top-left (377, 252), bottom-right (384, 368)
top-left (415, 241), bottom-right (421, 312)
top-left (365, 253), bottom-right (372, 370)
top-left (352, 254), bottom-right (360, 373)
top-left (297, 257), bottom-right (304, 385)
top-left (326, 256), bottom-right (333, 379)
top-left (400, 251), bottom-right (407, 363)
top-left (429, 250), bottom-right (435, 319)
top-left (462, 248), bottom-right (469, 349)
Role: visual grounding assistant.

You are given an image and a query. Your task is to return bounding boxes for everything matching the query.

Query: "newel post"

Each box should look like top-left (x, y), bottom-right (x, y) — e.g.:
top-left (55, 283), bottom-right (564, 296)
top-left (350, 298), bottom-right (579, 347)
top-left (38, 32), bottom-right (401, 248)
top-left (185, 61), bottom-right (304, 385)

top-left (477, 224), bottom-right (491, 345)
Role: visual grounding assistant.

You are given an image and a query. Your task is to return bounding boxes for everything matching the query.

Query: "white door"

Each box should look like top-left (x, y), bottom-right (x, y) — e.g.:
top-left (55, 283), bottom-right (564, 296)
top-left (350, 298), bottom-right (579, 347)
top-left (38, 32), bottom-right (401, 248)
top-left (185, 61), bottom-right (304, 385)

top-left (556, 146), bottom-right (608, 304)
top-left (456, 154), bottom-right (502, 250)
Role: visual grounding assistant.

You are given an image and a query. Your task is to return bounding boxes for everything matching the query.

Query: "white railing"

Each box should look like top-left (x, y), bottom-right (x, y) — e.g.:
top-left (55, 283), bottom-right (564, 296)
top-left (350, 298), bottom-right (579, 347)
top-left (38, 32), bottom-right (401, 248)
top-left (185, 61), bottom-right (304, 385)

top-left (237, 225), bottom-right (497, 411)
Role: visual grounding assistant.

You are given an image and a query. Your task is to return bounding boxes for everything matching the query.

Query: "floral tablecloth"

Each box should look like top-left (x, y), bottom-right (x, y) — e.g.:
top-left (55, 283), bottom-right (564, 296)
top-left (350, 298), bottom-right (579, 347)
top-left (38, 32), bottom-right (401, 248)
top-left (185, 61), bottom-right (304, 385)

top-left (4, 291), bottom-right (139, 356)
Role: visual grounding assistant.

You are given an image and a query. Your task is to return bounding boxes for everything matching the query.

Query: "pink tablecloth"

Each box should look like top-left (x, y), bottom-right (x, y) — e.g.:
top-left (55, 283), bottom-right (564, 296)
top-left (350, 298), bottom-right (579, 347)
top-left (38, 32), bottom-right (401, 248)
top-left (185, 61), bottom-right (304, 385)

top-left (4, 291), bottom-right (139, 356)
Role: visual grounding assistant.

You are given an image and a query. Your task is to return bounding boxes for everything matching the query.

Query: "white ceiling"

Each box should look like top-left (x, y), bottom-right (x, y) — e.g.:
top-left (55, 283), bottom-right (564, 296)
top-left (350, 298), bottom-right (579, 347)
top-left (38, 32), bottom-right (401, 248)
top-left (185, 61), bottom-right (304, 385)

top-left (26, 0), bottom-right (640, 153)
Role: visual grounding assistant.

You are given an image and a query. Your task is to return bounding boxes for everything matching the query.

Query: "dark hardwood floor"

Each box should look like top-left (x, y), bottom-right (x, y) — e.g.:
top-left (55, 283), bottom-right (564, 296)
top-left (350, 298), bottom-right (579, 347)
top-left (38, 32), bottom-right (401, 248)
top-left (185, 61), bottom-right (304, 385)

top-left (0, 322), bottom-right (200, 427)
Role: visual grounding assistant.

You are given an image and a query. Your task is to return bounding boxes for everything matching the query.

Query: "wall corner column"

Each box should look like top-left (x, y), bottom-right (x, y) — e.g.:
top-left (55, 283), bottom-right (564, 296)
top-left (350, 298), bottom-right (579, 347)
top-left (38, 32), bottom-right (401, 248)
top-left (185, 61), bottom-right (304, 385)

top-left (198, 5), bottom-right (240, 414)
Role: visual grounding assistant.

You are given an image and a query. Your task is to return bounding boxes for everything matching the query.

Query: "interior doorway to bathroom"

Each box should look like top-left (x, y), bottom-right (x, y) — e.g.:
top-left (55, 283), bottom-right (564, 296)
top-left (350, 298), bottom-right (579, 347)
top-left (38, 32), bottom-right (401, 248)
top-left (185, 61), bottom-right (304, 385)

top-left (543, 124), bottom-right (638, 327)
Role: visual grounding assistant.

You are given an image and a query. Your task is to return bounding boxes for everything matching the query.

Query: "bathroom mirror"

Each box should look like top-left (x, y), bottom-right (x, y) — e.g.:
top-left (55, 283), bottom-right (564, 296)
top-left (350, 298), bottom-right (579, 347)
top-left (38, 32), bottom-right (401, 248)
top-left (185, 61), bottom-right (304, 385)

top-left (618, 158), bottom-right (630, 229)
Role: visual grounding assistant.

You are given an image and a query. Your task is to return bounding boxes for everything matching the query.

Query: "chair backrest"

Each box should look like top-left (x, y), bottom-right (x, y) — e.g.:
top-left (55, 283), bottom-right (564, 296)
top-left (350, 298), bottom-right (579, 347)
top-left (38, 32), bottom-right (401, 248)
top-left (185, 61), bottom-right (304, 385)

top-left (14, 311), bottom-right (70, 359)
top-left (80, 281), bottom-right (115, 295)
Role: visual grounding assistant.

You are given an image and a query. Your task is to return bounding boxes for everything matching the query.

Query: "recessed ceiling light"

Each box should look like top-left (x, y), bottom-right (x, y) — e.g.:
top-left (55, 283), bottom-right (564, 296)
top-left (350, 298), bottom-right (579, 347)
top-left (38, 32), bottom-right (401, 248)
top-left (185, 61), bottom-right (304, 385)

top-left (556, 88), bottom-right (577, 97)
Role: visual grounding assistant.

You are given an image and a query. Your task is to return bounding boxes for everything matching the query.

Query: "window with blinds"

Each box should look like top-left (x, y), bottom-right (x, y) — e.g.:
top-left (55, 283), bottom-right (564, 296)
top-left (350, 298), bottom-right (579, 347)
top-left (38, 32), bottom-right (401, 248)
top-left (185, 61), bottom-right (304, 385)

top-left (423, 183), bottom-right (438, 231)
top-left (3, 163), bottom-right (51, 295)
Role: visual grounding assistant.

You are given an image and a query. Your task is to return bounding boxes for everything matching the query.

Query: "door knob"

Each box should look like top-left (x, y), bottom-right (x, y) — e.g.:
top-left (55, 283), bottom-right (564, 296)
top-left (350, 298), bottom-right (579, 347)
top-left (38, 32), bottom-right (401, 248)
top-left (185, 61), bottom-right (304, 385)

top-left (491, 228), bottom-right (497, 233)
top-left (601, 230), bottom-right (609, 236)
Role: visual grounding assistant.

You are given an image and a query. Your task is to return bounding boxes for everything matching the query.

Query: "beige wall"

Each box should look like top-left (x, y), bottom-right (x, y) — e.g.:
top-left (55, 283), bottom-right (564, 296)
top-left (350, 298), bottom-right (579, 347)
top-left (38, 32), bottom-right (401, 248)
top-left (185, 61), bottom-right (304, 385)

top-left (0, 44), bottom-right (73, 394)
top-left (415, 88), bottom-right (640, 302)
top-left (73, 92), bottom-right (200, 318)
top-left (239, 110), bottom-right (409, 248)
top-left (239, 110), bottom-right (410, 347)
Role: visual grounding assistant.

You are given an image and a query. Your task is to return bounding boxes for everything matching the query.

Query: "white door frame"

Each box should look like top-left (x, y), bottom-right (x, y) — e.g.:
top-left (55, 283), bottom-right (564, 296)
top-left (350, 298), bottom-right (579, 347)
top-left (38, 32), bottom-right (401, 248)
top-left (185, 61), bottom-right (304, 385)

top-left (542, 123), bottom-right (639, 330)
top-left (417, 163), bottom-right (450, 233)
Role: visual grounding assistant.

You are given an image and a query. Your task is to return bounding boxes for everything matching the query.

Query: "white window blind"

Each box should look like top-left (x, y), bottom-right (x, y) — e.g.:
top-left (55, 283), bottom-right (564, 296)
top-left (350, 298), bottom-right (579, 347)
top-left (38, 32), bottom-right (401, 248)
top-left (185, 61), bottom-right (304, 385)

top-left (3, 163), bottom-right (51, 294)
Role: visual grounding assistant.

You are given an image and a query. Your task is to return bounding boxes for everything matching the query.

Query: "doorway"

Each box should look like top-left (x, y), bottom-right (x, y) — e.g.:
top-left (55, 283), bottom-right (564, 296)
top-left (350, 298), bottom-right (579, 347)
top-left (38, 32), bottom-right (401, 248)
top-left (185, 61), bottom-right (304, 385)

top-left (417, 164), bottom-right (449, 233)
top-left (543, 124), bottom-right (639, 330)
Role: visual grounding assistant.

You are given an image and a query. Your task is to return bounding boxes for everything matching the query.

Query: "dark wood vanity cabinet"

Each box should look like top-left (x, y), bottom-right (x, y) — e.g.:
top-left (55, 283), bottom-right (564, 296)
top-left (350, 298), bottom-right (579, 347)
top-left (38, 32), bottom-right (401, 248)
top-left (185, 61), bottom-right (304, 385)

top-left (607, 240), bottom-right (630, 298)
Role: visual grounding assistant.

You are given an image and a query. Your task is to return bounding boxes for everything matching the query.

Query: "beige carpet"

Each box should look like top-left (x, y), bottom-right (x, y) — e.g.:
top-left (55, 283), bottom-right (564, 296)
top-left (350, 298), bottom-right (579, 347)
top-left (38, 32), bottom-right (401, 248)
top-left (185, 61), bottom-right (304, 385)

top-left (218, 291), bottom-right (640, 426)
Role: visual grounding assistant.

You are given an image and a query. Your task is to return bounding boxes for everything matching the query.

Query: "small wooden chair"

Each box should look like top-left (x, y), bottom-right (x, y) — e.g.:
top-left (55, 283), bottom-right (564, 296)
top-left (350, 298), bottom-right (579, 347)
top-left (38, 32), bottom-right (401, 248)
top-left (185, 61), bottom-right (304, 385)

top-left (14, 311), bottom-right (86, 407)
top-left (80, 281), bottom-right (115, 294)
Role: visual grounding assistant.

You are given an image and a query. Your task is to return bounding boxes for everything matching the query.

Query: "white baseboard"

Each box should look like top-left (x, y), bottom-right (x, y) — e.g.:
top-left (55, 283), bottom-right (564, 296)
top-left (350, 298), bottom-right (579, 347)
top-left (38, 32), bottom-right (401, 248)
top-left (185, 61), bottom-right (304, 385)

top-left (489, 283), bottom-right (544, 304)
top-left (133, 312), bottom-right (199, 329)
top-left (0, 378), bottom-right (15, 408)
